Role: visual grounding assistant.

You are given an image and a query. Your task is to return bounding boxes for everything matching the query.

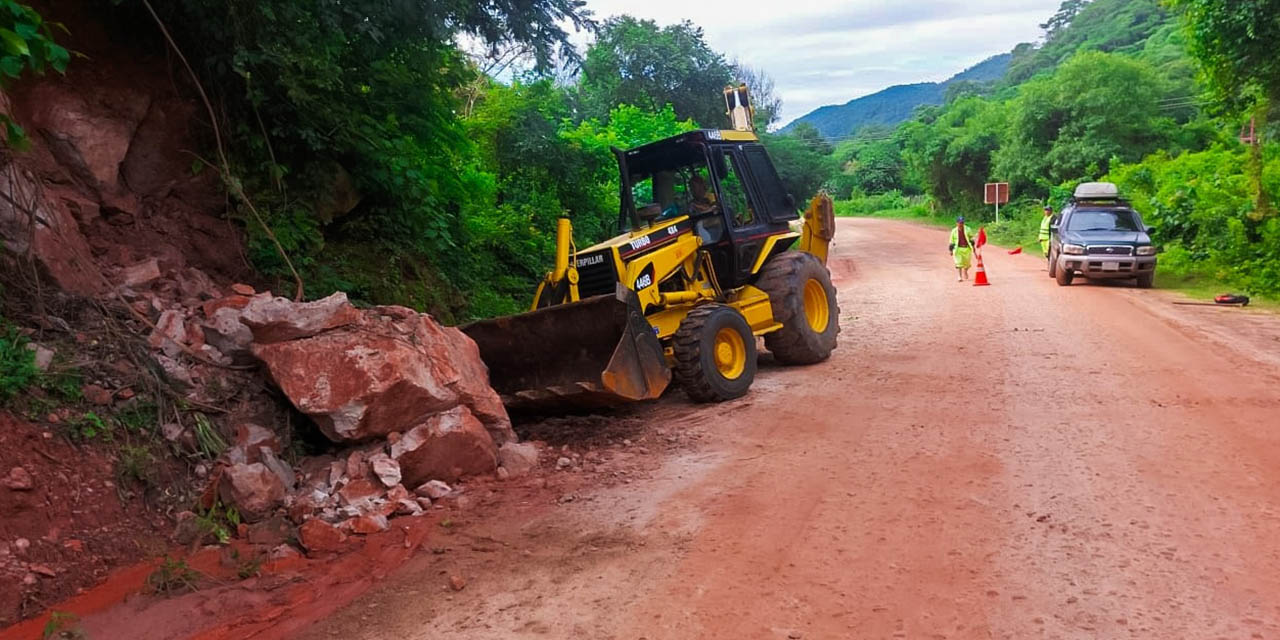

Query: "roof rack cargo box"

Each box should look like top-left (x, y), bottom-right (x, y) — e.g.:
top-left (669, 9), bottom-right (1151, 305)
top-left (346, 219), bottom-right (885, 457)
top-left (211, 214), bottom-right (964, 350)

top-left (1074, 182), bottom-right (1119, 199)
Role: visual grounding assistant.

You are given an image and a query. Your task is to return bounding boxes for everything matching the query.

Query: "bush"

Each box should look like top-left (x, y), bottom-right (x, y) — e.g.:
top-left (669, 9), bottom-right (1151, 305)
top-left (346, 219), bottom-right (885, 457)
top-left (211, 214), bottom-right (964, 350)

top-left (0, 322), bottom-right (37, 401)
top-left (1106, 143), bottom-right (1280, 297)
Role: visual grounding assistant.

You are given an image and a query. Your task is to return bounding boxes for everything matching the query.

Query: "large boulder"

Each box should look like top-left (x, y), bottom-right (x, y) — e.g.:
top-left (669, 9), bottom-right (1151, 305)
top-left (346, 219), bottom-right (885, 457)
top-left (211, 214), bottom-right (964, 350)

top-left (250, 303), bottom-right (514, 446)
top-left (391, 406), bottom-right (498, 486)
top-left (239, 292), bottom-right (361, 344)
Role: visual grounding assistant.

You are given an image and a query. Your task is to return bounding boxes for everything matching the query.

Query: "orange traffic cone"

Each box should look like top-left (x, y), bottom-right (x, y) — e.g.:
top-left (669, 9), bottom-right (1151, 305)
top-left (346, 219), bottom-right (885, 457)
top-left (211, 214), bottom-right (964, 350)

top-left (973, 250), bottom-right (991, 286)
top-left (1007, 246), bottom-right (1023, 255)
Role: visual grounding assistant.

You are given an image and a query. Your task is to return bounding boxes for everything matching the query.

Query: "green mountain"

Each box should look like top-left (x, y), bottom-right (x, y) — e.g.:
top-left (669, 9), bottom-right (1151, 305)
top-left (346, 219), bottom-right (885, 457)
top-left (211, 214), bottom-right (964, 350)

top-left (782, 54), bottom-right (1011, 140)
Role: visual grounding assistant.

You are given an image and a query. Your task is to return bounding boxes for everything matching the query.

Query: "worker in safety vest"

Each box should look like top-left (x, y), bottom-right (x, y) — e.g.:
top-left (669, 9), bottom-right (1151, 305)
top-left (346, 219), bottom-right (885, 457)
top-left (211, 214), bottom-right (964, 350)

top-left (1039, 204), bottom-right (1054, 258)
top-left (949, 217), bottom-right (977, 281)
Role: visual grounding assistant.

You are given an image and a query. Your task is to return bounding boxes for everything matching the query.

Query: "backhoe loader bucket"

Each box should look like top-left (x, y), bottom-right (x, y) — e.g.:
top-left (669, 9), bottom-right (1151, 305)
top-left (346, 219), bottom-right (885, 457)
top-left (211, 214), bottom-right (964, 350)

top-left (461, 288), bottom-right (671, 412)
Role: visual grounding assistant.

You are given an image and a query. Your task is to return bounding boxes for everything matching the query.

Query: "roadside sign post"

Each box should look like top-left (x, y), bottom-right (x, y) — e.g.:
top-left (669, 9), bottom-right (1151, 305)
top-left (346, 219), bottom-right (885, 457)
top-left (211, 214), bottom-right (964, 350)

top-left (984, 182), bottom-right (1010, 223)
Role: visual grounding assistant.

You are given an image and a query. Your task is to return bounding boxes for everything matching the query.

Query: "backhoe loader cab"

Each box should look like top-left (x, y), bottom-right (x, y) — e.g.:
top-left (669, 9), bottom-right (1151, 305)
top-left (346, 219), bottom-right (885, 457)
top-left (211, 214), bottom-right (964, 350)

top-left (616, 130), bottom-right (800, 290)
top-left (462, 125), bottom-right (840, 411)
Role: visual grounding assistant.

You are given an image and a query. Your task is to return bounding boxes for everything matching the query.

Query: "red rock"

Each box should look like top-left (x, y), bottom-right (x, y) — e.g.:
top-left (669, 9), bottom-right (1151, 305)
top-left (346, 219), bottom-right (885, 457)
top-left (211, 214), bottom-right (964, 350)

top-left (448, 574), bottom-right (466, 591)
top-left (118, 258), bottom-right (161, 288)
top-left (4, 466), bottom-right (34, 491)
top-left (385, 484), bottom-right (410, 503)
top-left (63, 539), bottom-right (83, 552)
top-left (81, 384), bottom-right (113, 406)
top-left (183, 319), bottom-right (206, 351)
top-left (30, 564), bottom-right (57, 577)
top-left (153, 353), bottom-right (195, 389)
top-left (116, 258), bottom-right (161, 291)
top-left (497, 442), bottom-right (540, 478)
top-left (368, 453), bottom-right (402, 488)
top-left (345, 450), bottom-right (368, 480)
top-left (234, 424), bottom-right (281, 459)
top-left (337, 478), bottom-right (382, 507)
top-left (392, 407), bottom-right (497, 486)
top-left (394, 499), bottom-right (423, 516)
top-left (201, 306), bottom-right (254, 365)
top-left (434, 324), bottom-right (515, 446)
top-left (249, 303), bottom-right (514, 445)
top-left (198, 467), bottom-right (223, 511)
top-left (298, 519), bottom-right (348, 553)
top-left (148, 309), bottom-right (187, 357)
top-left (239, 292), bottom-right (361, 344)
top-left (413, 480), bottom-right (451, 500)
top-left (218, 463), bottom-right (286, 522)
top-left (347, 514), bottom-right (389, 535)
top-left (116, 388), bottom-right (136, 400)
top-left (245, 516), bottom-right (295, 546)
top-left (269, 544), bottom-right (301, 561)
top-left (178, 267), bottom-right (221, 301)
top-left (230, 283), bottom-right (256, 296)
top-left (201, 294), bottom-right (252, 319)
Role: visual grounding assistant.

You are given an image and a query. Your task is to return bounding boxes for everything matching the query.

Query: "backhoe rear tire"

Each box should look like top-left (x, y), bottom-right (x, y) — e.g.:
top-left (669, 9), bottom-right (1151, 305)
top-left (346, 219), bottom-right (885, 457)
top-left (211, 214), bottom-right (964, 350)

top-left (756, 251), bottom-right (840, 365)
top-left (673, 304), bottom-right (757, 403)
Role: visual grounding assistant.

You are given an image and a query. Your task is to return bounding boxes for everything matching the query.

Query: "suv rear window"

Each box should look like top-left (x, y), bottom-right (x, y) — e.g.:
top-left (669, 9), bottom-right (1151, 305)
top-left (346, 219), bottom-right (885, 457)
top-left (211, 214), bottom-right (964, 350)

top-left (1066, 208), bottom-right (1140, 232)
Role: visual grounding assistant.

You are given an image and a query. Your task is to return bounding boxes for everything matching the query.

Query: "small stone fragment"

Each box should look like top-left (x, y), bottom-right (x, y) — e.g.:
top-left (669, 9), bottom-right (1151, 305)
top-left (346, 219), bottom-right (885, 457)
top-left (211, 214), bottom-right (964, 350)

top-left (368, 453), bottom-right (402, 488)
top-left (348, 514), bottom-right (390, 534)
top-left (298, 519), bottom-right (348, 553)
top-left (413, 480), bottom-right (451, 500)
top-left (4, 467), bottom-right (34, 491)
top-left (82, 384), bottom-right (113, 406)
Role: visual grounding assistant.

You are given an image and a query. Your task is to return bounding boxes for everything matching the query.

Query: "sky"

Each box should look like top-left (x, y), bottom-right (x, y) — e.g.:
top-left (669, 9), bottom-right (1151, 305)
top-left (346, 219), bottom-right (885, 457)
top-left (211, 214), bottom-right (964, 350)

top-left (575, 0), bottom-right (1066, 127)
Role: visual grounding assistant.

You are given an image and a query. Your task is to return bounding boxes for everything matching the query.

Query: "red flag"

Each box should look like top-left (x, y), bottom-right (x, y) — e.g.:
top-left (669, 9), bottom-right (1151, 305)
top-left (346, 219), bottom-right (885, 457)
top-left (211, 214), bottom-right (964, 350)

top-left (976, 227), bottom-right (987, 249)
top-left (1007, 246), bottom-right (1023, 255)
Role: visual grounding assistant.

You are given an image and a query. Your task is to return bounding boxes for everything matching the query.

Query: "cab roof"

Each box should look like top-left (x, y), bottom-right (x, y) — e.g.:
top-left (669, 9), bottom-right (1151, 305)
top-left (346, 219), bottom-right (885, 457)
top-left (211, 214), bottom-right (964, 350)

top-left (622, 130), bottom-right (759, 177)
top-left (625, 129), bottom-right (758, 157)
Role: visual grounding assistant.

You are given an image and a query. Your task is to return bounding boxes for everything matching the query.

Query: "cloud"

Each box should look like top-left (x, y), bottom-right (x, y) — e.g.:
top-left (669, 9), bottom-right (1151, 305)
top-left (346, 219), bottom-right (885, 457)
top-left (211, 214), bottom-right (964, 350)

top-left (579, 0), bottom-right (1063, 126)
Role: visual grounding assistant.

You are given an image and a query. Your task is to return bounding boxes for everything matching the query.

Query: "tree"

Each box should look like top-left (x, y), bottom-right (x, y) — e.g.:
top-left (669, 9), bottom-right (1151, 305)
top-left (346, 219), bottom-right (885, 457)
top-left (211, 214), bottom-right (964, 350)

top-left (130, 0), bottom-right (595, 316)
top-left (1040, 0), bottom-right (1090, 39)
top-left (577, 16), bottom-right (732, 126)
top-left (995, 51), bottom-right (1176, 195)
top-left (761, 127), bottom-right (835, 202)
top-left (0, 1), bottom-right (70, 148)
top-left (1169, 0), bottom-right (1280, 217)
top-left (730, 62), bottom-right (782, 131)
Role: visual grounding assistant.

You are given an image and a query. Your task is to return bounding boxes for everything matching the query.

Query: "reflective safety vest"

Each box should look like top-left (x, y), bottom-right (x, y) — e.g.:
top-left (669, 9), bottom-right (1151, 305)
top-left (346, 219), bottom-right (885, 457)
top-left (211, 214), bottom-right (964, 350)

top-left (950, 225), bottom-right (976, 249)
top-left (1038, 215), bottom-right (1052, 241)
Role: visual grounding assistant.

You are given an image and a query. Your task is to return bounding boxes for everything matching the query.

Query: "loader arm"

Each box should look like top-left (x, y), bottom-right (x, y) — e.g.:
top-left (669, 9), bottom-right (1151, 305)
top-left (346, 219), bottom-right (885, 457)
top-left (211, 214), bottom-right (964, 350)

top-left (798, 193), bottom-right (836, 265)
top-left (530, 218), bottom-right (580, 310)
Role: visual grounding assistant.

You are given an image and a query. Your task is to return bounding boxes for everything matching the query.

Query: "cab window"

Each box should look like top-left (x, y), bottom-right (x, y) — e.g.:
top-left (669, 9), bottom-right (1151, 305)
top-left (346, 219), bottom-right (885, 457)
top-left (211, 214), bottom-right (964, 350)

top-left (713, 150), bottom-right (755, 228)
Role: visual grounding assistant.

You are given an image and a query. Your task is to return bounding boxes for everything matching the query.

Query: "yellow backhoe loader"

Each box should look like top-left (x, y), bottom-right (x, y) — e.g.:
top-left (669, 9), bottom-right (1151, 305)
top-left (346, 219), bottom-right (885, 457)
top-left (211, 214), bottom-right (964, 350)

top-left (462, 85), bottom-right (839, 410)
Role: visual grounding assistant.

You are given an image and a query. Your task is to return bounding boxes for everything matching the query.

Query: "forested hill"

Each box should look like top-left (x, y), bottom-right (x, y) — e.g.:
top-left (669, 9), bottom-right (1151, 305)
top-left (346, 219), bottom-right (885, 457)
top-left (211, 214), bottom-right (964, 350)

top-left (783, 53), bottom-right (1010, 139)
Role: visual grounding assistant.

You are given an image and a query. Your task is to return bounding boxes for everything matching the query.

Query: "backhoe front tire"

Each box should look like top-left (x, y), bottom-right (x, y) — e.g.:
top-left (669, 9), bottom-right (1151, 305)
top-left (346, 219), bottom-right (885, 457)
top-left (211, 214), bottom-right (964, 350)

top-left (756, 251), bottom-right (840, 365)
top-left (673, 304), bottom-right (757, 403)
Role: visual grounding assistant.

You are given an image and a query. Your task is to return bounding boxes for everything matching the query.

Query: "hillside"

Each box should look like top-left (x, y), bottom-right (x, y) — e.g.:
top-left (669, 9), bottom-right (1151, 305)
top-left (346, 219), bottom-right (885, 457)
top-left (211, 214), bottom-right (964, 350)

top-left (784, 53), bottom-right (1010, 139)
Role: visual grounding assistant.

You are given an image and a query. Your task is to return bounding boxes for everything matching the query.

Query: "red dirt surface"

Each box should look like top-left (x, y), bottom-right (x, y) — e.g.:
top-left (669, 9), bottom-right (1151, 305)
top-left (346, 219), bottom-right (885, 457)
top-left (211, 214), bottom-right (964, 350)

top-left (298, 217), bottom-right (1280, 639)
top-left (0, 414), bottom-right (171, 626)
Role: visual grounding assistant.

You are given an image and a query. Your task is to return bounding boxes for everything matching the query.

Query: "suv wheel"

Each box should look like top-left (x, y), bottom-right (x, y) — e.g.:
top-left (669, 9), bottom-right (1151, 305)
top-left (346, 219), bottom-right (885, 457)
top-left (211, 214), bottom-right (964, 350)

top-left (1055, 264), bottom-right (1074, 286)
top-left (1047, 249), bottom-right (1058, 278)
top-left (1136, 272), bottom-right (1154, 289)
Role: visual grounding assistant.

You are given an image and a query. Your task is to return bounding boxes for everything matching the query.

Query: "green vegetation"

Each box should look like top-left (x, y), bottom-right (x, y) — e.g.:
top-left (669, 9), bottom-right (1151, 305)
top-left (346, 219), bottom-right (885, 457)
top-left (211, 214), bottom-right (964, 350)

top-left (5, 0), bottom-right (1278, 312)
top-left (0, 320), bottom-right (37, 399)
top-left (145, 556), bottom-right (202, 595)
top-left (815, 0), bottom-right (1280, 299)
top-left (41, 611), bottom-right (84, 640)
top-left (0, 0), bottom-right (70, 148)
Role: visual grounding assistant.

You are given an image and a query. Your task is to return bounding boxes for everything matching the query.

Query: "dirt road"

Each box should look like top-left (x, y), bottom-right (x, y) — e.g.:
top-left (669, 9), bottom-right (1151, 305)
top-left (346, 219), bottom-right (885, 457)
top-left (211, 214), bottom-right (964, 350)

top-left (300, 218), bottom-right (1280, 640)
